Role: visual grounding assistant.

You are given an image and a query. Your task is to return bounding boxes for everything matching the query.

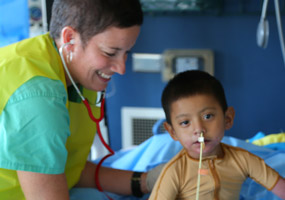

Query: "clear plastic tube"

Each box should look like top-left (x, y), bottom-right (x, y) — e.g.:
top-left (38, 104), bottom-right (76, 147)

top-left (196, 132), bottom-right (205, 200)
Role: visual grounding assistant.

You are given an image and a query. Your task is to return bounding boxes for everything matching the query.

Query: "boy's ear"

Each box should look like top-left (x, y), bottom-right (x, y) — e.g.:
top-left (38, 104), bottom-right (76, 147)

top-left (164, 121), bottom-right (178, 141)
top-left (225, 106), bottom-right (235, 130)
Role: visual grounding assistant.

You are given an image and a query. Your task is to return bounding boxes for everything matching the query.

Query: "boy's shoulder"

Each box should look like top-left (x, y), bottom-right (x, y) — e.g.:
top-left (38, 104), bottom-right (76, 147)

top-left (221, 143), bottom-right (264, 162)
top-left (162, 149), bottom-right (189, 170)
top-left (222, 142), bottom-right (251, 152)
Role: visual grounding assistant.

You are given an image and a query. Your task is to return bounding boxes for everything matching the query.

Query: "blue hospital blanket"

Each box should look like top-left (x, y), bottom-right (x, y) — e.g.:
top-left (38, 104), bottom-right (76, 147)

top-left (0, 0), bottom-right (29, 47)
top-left (70, 129), bottom-right (284, 200)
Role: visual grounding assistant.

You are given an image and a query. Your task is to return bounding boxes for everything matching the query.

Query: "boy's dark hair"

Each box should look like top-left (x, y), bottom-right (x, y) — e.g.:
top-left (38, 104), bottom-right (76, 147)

top-left (161, 70), bottom-right (228, 124)
top-left (49, 0), bottom-right (143, 47)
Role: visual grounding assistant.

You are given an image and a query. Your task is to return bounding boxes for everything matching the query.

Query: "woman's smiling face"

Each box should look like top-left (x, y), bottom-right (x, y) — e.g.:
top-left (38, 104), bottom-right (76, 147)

top-left (66, 25), bottom-right (141, 91)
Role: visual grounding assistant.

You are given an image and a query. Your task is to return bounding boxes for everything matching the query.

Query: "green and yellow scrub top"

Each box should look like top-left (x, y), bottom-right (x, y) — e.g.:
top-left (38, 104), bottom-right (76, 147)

top-left (0, 33), bottom-right (100, 199)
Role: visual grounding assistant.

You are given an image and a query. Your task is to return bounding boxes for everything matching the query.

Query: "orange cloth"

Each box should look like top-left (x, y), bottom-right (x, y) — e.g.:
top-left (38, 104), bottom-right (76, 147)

top-left (150, 143), bottom-right (279, 200)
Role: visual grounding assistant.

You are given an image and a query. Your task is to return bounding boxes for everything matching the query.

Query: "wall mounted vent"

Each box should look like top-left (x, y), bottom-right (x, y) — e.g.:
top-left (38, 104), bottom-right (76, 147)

top-left (121, 107), bottom-right (165, 149)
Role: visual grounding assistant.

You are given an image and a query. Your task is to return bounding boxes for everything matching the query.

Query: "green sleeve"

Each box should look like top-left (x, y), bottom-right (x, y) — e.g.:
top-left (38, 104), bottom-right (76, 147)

top-left (0, 76), bottom-right (70, 174)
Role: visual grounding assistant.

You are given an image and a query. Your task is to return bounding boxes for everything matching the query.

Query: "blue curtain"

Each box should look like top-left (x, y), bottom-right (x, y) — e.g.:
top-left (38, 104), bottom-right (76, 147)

top-left (0, 0), bottom-right (29, 47)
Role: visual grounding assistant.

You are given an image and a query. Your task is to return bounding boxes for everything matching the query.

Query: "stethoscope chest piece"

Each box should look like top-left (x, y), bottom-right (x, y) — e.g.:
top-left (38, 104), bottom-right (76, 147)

top-left (257, 18), bottom-right (269, 49)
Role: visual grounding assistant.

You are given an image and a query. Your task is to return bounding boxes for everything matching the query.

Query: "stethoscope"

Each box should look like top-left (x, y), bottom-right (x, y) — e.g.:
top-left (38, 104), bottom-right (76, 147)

top-left (58, 40), bottom-right (115, 199)
top-left (257, 0), bottom-right (285, 69)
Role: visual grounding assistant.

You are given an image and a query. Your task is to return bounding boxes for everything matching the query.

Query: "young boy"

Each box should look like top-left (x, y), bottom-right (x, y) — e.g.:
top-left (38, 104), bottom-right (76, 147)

top-left (149, 70), bottom-right (285, 200)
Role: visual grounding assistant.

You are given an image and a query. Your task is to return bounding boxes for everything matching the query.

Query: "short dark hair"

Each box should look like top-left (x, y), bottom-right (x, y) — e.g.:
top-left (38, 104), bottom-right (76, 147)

top-left (49, 0), bottom-right (143, 46)
top-left (161, 70), bottom-right (228, 124)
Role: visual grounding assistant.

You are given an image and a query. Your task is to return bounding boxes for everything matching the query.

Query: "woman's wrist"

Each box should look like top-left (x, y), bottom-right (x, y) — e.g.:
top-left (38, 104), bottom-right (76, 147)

top-left (140, 172), bottom-right (148, 193)
top-left (131, 172), bottom-right (148, 197)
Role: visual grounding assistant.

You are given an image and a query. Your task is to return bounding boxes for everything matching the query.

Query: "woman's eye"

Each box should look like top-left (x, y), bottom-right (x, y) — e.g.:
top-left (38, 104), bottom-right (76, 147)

top-left (105, 52), bottom-right (116, 57)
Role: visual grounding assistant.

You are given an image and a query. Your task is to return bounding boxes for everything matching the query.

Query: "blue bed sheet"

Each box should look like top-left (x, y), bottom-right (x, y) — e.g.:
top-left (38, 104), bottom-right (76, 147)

top-left (70, 122), bottom-right (284, 200)
top-left (0, 0), bottom-right (29, 47)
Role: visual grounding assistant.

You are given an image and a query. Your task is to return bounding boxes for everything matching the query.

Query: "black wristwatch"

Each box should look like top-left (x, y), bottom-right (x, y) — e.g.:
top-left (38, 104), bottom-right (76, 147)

top-left (131, 172), bottom-right (144, 197)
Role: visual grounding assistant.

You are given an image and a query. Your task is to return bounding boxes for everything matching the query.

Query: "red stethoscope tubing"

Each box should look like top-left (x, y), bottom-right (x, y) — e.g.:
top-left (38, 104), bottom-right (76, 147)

top-left (82, 98), bottom-right (115, 200)
top-left (59, 41), bottom-right (114, 199)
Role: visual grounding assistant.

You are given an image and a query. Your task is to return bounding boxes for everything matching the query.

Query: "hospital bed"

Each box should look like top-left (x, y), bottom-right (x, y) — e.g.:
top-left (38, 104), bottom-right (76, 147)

top-left (70, 119), bottom-right (285, 200)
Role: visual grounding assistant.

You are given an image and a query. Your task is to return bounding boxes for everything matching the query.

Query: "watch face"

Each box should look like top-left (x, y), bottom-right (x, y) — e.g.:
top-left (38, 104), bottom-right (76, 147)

top-left (29, 0), bottom-right (47, 37)
top-left (30, 6), bottom-right (42, 21)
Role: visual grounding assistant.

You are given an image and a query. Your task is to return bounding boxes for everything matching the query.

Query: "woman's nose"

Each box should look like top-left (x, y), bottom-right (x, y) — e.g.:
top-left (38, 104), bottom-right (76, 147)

top-left (111, 59), bottom-right (126, 75)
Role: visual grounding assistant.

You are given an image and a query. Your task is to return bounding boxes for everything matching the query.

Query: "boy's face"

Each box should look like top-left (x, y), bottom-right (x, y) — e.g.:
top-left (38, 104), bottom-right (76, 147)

top-left (164, 94), bottom-right (235, 159)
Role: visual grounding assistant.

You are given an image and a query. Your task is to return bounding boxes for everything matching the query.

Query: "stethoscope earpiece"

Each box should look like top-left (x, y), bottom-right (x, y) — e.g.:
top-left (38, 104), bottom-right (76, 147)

top-left (69, 39), bottom-right (75, 45)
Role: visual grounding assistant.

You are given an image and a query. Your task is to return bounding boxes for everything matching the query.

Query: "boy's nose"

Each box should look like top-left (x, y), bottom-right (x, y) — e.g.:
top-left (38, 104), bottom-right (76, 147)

top-left (193, 120), bottom-right (205, 136)
top-left (194, 129), bottom-right (206, 136)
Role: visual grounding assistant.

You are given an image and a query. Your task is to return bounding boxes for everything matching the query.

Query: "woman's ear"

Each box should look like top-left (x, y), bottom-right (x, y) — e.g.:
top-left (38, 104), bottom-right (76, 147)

top-left (61, 26), bottom-right (76, 43)
top-left (164, 121), bottom-right (178, 141)
top-left (225, 106), bottom-right (235, 130)
top-left (59, 26), bottom-right (77, 51)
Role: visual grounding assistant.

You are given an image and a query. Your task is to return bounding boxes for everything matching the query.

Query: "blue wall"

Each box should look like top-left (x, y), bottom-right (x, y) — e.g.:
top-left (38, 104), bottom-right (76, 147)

top-left (106, 2), bottom-right (285, 150)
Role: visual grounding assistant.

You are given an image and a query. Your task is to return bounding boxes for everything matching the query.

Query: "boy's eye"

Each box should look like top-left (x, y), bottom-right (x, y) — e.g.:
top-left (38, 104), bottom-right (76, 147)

top-left (203, 114), bottom-right (213, 120)
top-left (180, 120), bottom-right (190, 126)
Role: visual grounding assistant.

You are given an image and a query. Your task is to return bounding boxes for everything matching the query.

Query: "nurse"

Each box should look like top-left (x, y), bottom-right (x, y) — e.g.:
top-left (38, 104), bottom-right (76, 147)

top-left (0, 0), bottom-right (159, 199)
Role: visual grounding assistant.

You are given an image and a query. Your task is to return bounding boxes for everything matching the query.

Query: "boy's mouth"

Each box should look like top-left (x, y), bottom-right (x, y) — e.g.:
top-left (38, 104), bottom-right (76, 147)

top-left (194, 139), bottom-right (210, 145)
